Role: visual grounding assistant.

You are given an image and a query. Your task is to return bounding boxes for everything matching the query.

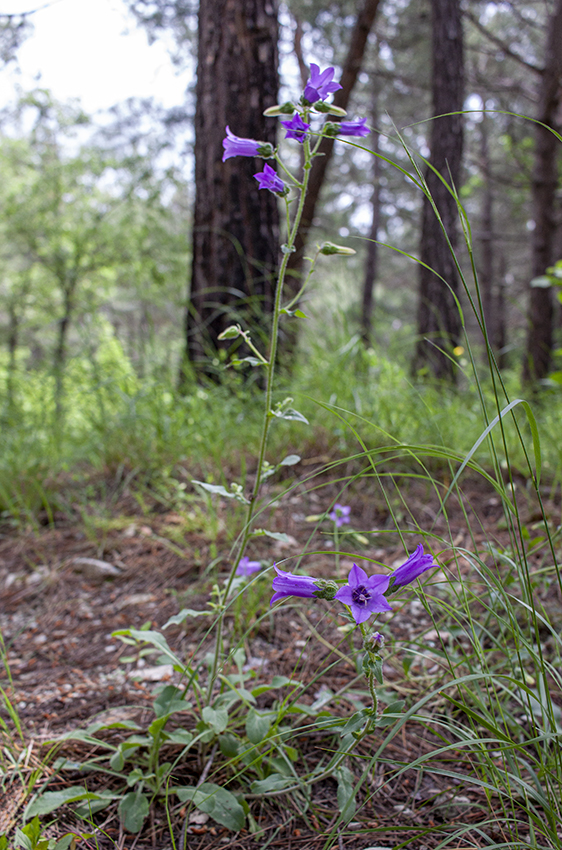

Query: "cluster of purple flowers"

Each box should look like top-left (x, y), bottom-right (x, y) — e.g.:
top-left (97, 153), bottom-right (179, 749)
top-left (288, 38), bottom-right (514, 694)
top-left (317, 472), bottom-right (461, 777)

top-left (271, 544), bottom-right (438, 624)
top-left (222, 64), bottom-right (370, 196)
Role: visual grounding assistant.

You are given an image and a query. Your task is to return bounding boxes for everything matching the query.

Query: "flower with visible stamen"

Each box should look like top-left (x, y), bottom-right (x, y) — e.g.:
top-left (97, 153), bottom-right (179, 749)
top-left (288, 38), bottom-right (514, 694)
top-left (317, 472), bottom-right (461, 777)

top-left (280, 114), bottom-right (310, 143)
top-left (304, 64), bottom-right (342, 103)
top-left (334, 564), bottom-right (392, 624)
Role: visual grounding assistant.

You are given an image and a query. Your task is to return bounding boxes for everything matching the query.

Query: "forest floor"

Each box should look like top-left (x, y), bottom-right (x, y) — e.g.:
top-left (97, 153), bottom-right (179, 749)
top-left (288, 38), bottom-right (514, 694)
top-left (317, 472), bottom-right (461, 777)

top-left (1, 472), bottom-right (560, 850)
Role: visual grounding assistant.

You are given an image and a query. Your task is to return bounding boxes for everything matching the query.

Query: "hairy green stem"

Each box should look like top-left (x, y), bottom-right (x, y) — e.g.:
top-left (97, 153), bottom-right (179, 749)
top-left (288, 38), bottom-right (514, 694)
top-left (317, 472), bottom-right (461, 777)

top-left (207, 129), bottom-right (314, 703)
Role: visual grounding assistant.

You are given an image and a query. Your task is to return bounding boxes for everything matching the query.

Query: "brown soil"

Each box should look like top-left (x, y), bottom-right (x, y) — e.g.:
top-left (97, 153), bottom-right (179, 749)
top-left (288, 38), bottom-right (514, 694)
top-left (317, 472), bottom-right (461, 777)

top-left (1, 478), bottom-right (560, 849)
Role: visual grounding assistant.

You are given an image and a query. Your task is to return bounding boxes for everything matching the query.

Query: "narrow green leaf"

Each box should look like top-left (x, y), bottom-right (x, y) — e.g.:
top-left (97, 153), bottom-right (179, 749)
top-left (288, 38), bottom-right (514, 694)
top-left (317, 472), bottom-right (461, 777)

top-left (25, 787), bottom-right (102, 818)
top-left (335, 765), bottom-right (356, 818)
top-left (250, 774), bottom-right (293, 793)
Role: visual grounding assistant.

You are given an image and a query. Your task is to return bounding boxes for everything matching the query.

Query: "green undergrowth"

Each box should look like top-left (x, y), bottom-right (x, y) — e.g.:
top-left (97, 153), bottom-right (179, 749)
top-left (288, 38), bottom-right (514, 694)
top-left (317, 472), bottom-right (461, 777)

top-left (0, 321), bottom-right (559, 526)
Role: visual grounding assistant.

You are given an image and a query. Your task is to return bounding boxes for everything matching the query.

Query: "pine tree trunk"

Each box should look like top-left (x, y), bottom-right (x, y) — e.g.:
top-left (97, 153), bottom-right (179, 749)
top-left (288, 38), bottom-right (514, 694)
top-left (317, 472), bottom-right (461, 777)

top-left (523, 0), bottom-right (562, 385)
top-left (184, 0), bottom-right (279, 384)
top-left (361, 83), bottom-right (381, 346)
top-left (479, 110), bottom-right (495, 352)
top-left (284, 0), bottom-right (381, 294)
top-left (413, 0), bottom-right (464, 381)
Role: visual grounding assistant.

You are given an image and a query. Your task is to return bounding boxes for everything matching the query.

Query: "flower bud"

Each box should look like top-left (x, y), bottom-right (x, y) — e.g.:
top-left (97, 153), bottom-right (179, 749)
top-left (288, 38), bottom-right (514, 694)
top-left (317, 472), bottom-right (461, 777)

top-left (313, 102), bottom-right (347, 117)
top-left (319, 242), bottom-right (356, 256)
top-left (364, 631), bottom-right (385, 653)
top-left (263, 102), bottom-right (295, 116)
top-left (218, 324), bottom-right (242, 340)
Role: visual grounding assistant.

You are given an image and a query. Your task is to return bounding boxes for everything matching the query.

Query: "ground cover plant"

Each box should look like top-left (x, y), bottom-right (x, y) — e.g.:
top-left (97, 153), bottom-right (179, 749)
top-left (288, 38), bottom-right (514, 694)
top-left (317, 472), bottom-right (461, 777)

top-left (1, 62), bottom-right (562, 850)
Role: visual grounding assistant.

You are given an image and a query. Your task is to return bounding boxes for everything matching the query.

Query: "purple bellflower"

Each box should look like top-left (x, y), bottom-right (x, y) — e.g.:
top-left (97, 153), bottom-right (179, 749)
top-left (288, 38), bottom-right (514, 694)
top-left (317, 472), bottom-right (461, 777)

top-left (270, 565), bottom-right (320, 605)
top-left (222, 127), bottom-right (273, 162)
top-left (334, 564), bottom-right (392, 624)
top-left (389, 544), bottom-right (437, 589)
top-left (281, 113), bottom-right (310, 143)
top-left (236, 556), bottom-right (262, 577)
top-left (338, 119), bottom-right (370, 137)
top-left (304, 64), bottom-right (342, 103)
top-left (254, 163), bottom-right (285, 194)
top-left (329, 503), bottom-right (351, 528)
top-left (222, 127), bottom-right (260, 161)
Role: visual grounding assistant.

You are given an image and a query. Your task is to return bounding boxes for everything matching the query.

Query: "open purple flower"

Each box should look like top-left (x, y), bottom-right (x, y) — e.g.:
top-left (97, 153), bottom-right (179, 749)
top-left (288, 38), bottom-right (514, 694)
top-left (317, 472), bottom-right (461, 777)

top-left (334, 564), bottom-right (392, 624)
top-left (338, 119), bottom-right (370, 137)
top-left (236, 556), bottom-right (262, 577)
top-left (304, 64), bottom-right (342, 103)
top-left (254, 163), bottom-right (285, 194)
top-left (329, 503), bottom-right (351, 528)
top-left (270, 565), bottom-right (320, 605)
top-left (281, 114), bottom-right (310, 143)
top-left (389, 544), bottom-right (437, 589)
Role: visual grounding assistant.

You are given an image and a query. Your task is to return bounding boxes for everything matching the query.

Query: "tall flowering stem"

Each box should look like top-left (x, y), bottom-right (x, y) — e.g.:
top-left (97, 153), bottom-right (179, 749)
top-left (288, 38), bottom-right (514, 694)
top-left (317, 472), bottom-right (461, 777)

top-left (208, 115), bottom-right (315, 700)
top-left (209, 69), bottom-right (371, 700)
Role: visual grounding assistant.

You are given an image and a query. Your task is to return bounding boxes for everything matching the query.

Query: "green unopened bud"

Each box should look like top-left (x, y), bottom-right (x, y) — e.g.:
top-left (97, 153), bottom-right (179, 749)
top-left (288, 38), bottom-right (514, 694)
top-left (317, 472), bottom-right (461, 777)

top-left (218, 324), bottom-right (242, 340)
top-left (263, 102), bottom-right (295, 117)
top-left (256, 143), bottom-right (275, 158)
top-left (314, 102), bottom-right (347, 117)
top-left (319, 242), bottom-right (356, 256)
top-left (364, 631), bottom-right (385, 653)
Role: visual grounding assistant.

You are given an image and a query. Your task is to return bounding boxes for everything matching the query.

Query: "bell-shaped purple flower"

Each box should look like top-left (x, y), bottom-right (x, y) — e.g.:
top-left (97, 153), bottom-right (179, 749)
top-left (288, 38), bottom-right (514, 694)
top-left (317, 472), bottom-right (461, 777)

top-left (281, 113), bottom-right (310, 143)
top-left (389, 544), bottom-right (437, 589)
top-left (254, 163), bottom-right (285, 194)
top-left (338, 118), bottom-right (370, 137)
top-left (334, 564), bottom-right (392, 624)
top-left (270, 565), bottom-right (320, 605)
top-left (222, 126), bottom-right (261, 161)
top-left (329, 503), bottom-right (351, 528)
top-left (304, 63), bottom-right (342, 103)
top-left (236, 556), bottom-right (262, 577)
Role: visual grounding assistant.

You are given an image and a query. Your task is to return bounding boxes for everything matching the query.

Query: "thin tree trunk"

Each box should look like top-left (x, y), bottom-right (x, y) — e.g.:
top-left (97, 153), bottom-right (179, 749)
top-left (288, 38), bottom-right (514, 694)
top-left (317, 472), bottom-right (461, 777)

top-left (361, 81), bottom-right (381, 346)
top-left (479, 109), bottom-right (495, 351)
top-left (496, 250), bottom-right (507, 370)
top-left (285, 0), bottom-right (381, 293)
top-left (6, 302), bottom-right (19, 410)
top-left (413, 0), bottom-right (464, 382)
top-left (54, 286), bottom-right (74, 422)
top-left (184, 0), bottom-right (279, 385)
top-left (523, 0), bottom-right (562, 385)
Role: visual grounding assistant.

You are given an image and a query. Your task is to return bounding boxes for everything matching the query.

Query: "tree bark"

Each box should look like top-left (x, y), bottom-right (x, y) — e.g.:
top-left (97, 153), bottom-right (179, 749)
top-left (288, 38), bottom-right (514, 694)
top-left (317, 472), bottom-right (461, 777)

top-left (284, 0), bottom-right (381, 291)
top-left (6, 302), bottom-right (19, 410)
top-left (413, 0), bottom-right (464, 381)
top-left (523, 0), bottom-right (562, 385)
top-left (184, 0), bottom-right (279, 384)
top-left (478, 109), bottom-right (495, 351)
top-left (54, 285), bottom-right (75, 422)
top-left (361, 81), bottom-right (381, 346)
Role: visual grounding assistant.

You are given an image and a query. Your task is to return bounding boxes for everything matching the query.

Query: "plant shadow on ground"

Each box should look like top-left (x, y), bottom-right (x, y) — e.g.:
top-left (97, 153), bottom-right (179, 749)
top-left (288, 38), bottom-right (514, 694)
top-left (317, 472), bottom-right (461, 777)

top-left (1, 469), bottom-right (561, 849)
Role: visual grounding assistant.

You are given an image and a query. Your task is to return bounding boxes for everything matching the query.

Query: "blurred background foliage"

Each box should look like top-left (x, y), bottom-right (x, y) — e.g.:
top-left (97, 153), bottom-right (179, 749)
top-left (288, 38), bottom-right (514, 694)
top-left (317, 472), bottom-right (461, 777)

top-left (0, 0), bottom-right (562, 521)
